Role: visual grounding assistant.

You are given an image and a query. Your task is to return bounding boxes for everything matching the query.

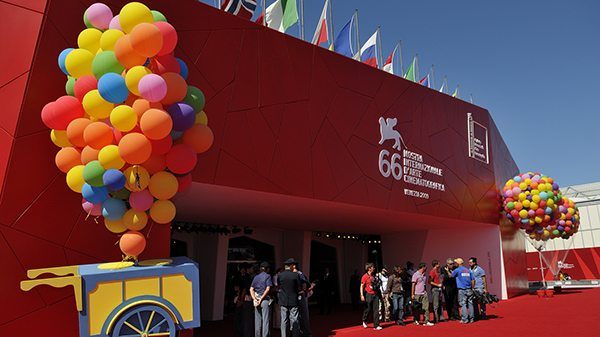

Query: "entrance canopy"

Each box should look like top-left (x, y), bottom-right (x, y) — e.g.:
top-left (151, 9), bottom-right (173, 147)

top-left (174, 183), bottom-right (496, 234)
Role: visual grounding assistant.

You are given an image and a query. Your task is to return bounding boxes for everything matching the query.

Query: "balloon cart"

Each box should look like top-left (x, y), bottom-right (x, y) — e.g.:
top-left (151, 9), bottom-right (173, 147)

top-left (20, 257), bottom-right (200, 337)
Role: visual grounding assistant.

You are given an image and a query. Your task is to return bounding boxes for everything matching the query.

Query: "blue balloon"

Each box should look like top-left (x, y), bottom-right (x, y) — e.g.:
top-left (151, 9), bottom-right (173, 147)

top-left (58, 48), bottom-right (74, 76)
top-left (103, 169), bottom-right (126, 191)
top-left (102, 198), bottom-right (126, 220)
top-left (98, 73), bottom-right (128, 103)
top-left (176, 58), bottom-right (188, 80)
top-left (82, 184), bottom-right (109, 204)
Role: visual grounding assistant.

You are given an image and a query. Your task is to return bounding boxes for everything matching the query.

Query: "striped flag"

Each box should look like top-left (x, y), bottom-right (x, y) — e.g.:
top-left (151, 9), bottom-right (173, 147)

top-left (360, 30), bottom-right (379, 68)
top-left (265, 0), bottom-right (298, 32)
top-left (419, 74), bottom-right (430, 88)
top-left (312, 0), bottom-right (330, 45)
top-left (404, 57), bottom-right (417, 82)
top-left (221, 0), bottom-right (257, 20)
top-left (452, 85), bottom-right (459, 98)
top-left (382, 45), bottom-right (397, 74)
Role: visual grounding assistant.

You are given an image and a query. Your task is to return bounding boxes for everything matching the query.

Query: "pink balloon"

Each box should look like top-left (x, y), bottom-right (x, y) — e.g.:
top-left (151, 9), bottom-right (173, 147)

top-left (154, 22), bottom-right (178, 56)
top-left (109, 15), bottom-right (122, 30)
top-left (138, 74), bottom-right (167, 102)
top-left (129, 189), bottom-right (154, 211)
top-left (85, 3), bottom-right (113, 30)
top-left (82, 198), bottom-right (102, 216)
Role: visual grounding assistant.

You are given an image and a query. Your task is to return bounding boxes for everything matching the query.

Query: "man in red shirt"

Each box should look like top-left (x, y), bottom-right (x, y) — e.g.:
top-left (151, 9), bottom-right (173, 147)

top-left (429, 260), bottom-right (444, 323)
top-left (360, 263), bottom-right (382, 330)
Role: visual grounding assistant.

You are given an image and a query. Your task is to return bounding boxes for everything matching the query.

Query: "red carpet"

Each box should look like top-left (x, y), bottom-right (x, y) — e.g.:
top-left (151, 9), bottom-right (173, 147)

top-left (199, 288), bottom-right (600, 337)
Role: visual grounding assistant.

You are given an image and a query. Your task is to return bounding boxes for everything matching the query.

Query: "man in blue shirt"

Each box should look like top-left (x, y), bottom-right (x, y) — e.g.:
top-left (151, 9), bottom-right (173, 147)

top-left (251, 262), bottom-right (273, 337)
top-left (469, 257), bottom-right (487, 320)
top-left (451, 258), bottom-right (475, 324)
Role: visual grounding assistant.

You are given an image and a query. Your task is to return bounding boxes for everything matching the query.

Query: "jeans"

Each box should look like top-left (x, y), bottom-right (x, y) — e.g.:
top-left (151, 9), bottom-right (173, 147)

top-left (362, 293), bottom-right (380, 327)
top-left (280, 305), bottom-right (300, 337)
top-left (431, 288), bottom-right (444, 322)
top-left (391, 293), bottom-right (404, 322)
top-left (474, 288), bottom-right (486, 319)
top-left (299, 295), bottom-right (311, 337)
top-left (414, 293), bottom-right (430, 323)
top-left (458, 289), bottom-right (474, 322)
top-left (254, 298), bottom-right (271, 337)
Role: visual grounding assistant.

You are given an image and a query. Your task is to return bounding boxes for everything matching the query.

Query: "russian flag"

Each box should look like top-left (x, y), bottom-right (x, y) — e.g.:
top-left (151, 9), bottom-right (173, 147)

top-left (360, 30), bottom-right (379, 68)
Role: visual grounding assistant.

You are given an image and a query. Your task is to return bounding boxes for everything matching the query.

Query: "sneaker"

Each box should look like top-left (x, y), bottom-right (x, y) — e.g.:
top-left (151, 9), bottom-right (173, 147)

top-left (460, 320), bottom-right (469, 324)
top-left (374, 326), bottom-right (383, 331)
top-left (396, 320), bottom-right (406, 326)
top-left (468, 319), bottom-right (474, 323)
top-left (362, 322), bottom-right (368, 328)
top-left (425, 322), bottom-right (434, 326)
top-left (414, 321), bottom-right (420, 326)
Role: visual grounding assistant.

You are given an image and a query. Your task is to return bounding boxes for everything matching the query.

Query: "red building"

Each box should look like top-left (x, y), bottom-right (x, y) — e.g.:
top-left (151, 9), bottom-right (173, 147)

top-left (0, 0), bottom-right (526, 334)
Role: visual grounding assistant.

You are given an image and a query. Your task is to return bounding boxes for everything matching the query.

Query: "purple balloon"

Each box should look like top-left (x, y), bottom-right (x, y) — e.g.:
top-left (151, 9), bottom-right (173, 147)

top-left (85, 3), bottom-right (113, 30)
top-left (82, 198), bottom-right (102, 216)
top-left (109, 15), bottom-right (121, 30)
top-left (167, 102), bottom-right (195, 131)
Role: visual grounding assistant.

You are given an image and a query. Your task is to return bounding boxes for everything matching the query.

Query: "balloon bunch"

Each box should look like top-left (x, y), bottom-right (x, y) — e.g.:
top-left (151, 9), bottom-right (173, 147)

top-left (42, 2), bottom-right (214, 258)
top-left (501, 172), bottom-right (578, 241)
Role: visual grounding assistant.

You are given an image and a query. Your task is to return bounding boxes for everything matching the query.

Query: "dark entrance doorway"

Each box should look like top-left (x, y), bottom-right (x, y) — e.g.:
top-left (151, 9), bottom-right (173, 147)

top-left (310, 241), bottom-right (339, 313)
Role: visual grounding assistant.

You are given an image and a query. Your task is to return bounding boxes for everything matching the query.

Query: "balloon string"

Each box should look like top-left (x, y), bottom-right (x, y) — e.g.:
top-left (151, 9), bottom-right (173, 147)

top-left (146, 219), bottom-right (155, 239)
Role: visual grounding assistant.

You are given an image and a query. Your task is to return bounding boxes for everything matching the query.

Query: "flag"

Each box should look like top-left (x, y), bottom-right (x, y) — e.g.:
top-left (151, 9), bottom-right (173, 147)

top-left (382, 45), bottom-right (397, 74)
top-left (221, 0), bottom-right (257, 20)
top-left (333, 14), bottom-right (356, 58)
top-left (419, 74), bottom-right (430, 88)
top-left (439, 81), bottom-right (446, 93)
top-left (255, 11), bottom-right (264, 24)
top-left (452, 85), bottom-right (459, 98)
top-left (360, 30), bottom-right (379, 68)
top-left (312, 0), bottom-right (329, 45)
top-left (404, 57), bottom-right (416, 82)
top-left (265, 0), bottom-right (298, 32)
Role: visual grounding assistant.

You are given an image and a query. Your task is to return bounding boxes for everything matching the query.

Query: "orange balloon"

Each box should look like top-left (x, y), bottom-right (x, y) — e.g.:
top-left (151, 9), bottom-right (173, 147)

top-left (161, 72), bottom-right (187, 105)
top-left (119, 132), bottom-right (152, 164)
top-left (55, 147), bottom-right (82, 173)
top-left (66, 118), bottom-right (93, 148)
top-left (139, 108), bottom-right (172, 140)
top-left (132, 98), bottom-right (163, 118)
top-left (183, 124), bottom-right (214, 154)
top-left (81, 146), bottom-right (100, 164)
top-left (142, 153), bottom-right (166, 174)
top-left (83, 122), bottom-right (114, 149)
top-left (129, 23), bottom-right (163, 58)
top-left (114, 35), bottom-right (146, 69)
top-left (119, 230), bottom-right (146, 257)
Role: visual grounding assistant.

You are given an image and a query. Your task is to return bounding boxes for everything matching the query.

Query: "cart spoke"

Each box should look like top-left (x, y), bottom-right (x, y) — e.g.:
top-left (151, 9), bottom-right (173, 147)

top-left (137, 311), bottom-right (144, 331)
top-left (148, 333), bottom-right (171, 337)
top-left (144, 310), bottom-right (156, 333)
top-left (124, 321), bottom-right (143, 335)
top-left (148, 318), bottom-right (167, 333)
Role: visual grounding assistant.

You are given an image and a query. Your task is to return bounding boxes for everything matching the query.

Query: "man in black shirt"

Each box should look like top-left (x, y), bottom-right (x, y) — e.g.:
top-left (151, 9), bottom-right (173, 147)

top-left (278, 258), bottom-right (302, 337)
top-left (441, 258), bottom-right (460, 320)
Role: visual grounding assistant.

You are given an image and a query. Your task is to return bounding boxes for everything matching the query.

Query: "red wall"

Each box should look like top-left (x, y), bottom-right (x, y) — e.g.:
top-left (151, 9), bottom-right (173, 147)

top-left (0, 0), bottom-right (524, 336)
top-left (527, 247), bottom-right (600, 281)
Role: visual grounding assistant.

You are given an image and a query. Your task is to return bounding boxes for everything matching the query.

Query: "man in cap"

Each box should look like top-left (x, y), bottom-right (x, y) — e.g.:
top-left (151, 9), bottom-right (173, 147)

top-left (251, 262), bottom-right (273, 337)
top-left (278, 258), bottom-right (302, 337)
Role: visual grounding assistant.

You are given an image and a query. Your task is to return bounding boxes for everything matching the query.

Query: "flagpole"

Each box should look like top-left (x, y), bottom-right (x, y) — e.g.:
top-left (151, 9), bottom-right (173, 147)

top-left (355, 10), bottom-right (361, 60)
top-left (431, 64), bottom-right (435, 89)
top-left (262, 0), bottom-right (267, 26)
top-left (329, 0), bottom-right (335, 47)
top-left (470, 94), bottom-right (474, 104)
top-left (415, 53), bottom-right (419, 82)
top-left (299, 0), bottom-right (305, 41)
top-left (398, 40), bottom-right (403, 76)
top-left (376, 26), bottom-right (382, 69)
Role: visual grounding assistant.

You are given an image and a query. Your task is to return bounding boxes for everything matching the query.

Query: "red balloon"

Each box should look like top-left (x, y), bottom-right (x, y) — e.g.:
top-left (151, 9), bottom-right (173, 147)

top-left (166, 143), bottom-right (196, 174)
top-left (150, 136), bottom-right (172, 155)
top-left (41, 96), bottom-right (85, 130)
top-left (74, 75), bottom-right (98, 101)
top-left (155, 22), bottom-right (178, 56)
top-left (176, 173), bottom-right (192, 192)
top-left (119, 230), bottom-right (146, 257)
top-left (142, 153), bottom-right (166, 174)
top-left (151, 54), bottom-right (180, 74)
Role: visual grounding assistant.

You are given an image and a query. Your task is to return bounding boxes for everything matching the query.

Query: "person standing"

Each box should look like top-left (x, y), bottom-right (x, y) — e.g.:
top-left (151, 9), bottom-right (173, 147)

top-left (386, 266), bottom-right (405, 326)
top-left (251, 262), bottom-right (273, 337)
top-left (451, 258), bottom-right (475, 324)
top-left (429, 260), bottom-right (444, 323)
top-left (349, 270), bottom-right (360, 310)
top-left (319, 267), bottom-right (334, 315)
top-left (360, 263), bottom-right (382, 330)
top-left (441, 258), bottom-right (459, 320)
top-left (279, 258), bottom-right (302, 337)
top-left (411, 263), bottom-right (434, 326)
top-left (293, 264), bottom-right (313, 337)
top-left (400, 266), bottom-right (412, 317)
top-left (469, 257), bottom-right (488, 320)
top-left (377, 266), bottom-right (391, 322)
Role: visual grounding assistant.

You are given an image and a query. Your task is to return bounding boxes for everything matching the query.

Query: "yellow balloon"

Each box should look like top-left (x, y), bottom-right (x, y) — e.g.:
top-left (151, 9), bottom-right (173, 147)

top-left (519, 182), bottom-right (527, 190)
top-left (518, 193), bottom-right (526, 201)
top-left (150, 199), bottom-right (176, 224)
top-left (98, 145), bottom-right (125, 169)
top-left (148, 171), bottom-right (178, 200)
top-left (522, 200), bottom-right (530, 208)
top-left (83, 89), bottom-right (114, 119)
top-left (78, 28), bottom-right (102, 53)
top-left (532, 194), bottom-right (541, 203)
top-left (547, 198), bottom-right (554, 207)
top-left (51, 129), bottom-right (72, 147)
top-left (195, 111), bottom-right (208, 125)
top-left (125, 66), bottom-right (152, 95)
top-left (66, 165), bottom-right (85, 192)
top-left (110, 105), bottom-right (138, 132)
top-left (123, 209), bottom-right (148, 231)
top-left (100, 29), bottom-right (125, 51)
top-left (65, 48), bottom-right (94, 78)
top-left (119, 2), bottom-right (154, 33)
top-left (530, 202), bottom-right (538, 210)
top-left (105, 217), bottom-right (127, 233)
top-left (124, 165), bottom-right (150, 191)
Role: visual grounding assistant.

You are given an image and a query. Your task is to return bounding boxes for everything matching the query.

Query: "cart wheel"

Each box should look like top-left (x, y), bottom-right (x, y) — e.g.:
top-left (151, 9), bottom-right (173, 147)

top-left (112, 304), bottom-right (176, 337)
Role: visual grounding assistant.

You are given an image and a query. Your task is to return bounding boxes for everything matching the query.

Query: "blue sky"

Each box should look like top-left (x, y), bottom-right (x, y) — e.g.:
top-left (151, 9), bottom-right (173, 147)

top-left (203, 0), bottom-right (600, 187)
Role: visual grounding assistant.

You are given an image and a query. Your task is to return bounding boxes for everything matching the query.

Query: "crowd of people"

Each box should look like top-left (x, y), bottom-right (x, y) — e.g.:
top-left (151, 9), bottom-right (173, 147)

top-left (359, 257), bottom-right (490, 331)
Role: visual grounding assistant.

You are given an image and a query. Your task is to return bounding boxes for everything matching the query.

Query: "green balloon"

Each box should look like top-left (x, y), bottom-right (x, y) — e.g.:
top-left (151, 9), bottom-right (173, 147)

top-left (184, 86), bottom-right (205, 112)
top-left (92, 51), bottom-right (125, 79)
top-left (151, 10), bottom-right (167, 22)
top-left (65, 77), bottom-right (76, 96)
top-left (83, 12), bottom-right (93, 29)
top-left (83, 160), bottom-right (106, 187)
top-left (111, 188), bottom-right (131, 200)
